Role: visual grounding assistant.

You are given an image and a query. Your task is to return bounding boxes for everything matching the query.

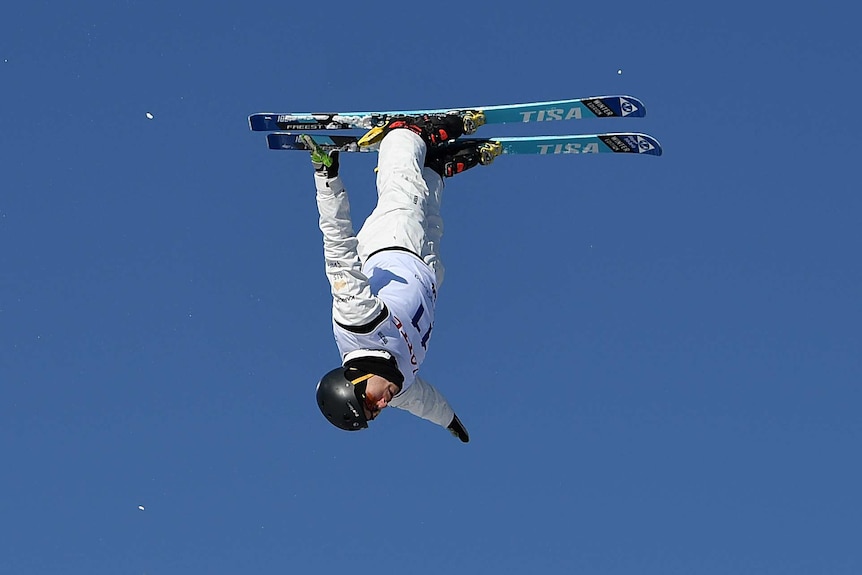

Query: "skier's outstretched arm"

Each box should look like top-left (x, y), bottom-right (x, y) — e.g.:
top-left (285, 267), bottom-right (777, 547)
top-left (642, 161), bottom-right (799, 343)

top-left (313, 153), bottom-right (386, 329)
top-left (389, 376), bottom-right (469, 442)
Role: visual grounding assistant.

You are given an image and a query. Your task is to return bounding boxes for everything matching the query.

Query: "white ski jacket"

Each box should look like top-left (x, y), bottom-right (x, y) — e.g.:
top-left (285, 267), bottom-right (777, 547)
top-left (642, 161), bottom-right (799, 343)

top-left (315, 172), bottom-right (455, 428)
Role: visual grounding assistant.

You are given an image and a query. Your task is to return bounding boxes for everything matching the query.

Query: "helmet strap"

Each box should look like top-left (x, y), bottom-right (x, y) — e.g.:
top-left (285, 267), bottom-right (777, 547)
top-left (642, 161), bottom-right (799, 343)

top-left (349, 372), bottom-right (375, 385)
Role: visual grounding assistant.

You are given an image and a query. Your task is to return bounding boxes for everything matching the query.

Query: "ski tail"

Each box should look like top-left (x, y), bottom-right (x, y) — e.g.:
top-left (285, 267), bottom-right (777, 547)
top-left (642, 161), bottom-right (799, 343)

top-left (267, 133), bottom-right (363, 152)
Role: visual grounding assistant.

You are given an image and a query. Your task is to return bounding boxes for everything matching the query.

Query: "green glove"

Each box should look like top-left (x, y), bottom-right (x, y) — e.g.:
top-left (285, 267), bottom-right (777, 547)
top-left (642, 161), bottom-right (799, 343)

top-left (301, 134), bottom-right (339, 177)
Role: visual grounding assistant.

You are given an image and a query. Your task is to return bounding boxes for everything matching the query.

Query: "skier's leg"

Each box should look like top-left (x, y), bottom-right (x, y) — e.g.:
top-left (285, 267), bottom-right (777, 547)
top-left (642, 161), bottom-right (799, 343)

top-left (357, 129), bottom-right (429, 261)
top-left (420, 167), bottom-right (445, 287)
top-left (425, 139), bottom-right (503, 178)
top-left (358, 114), bottom-right (466, 149)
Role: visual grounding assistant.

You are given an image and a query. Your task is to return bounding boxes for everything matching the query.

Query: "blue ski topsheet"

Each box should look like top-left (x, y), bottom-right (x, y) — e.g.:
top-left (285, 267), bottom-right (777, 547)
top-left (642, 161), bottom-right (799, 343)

top-left (265, 132), bottom-right (662, 156)
top-left (493, 134), bottom-right (661, 156)
top-left (249, 95), bottom-right (645, 132)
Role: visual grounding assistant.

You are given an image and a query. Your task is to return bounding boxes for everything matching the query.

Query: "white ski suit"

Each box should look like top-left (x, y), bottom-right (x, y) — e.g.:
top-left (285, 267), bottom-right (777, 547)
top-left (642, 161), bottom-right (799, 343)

top-left (314, 129), bottom-right (456, 428)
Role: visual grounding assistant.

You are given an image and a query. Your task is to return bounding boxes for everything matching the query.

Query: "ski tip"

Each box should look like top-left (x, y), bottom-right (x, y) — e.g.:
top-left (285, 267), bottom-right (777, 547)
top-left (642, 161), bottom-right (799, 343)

top-left (600, 132), bottom-right (662, 155)
top-left (601, 95), bottom-right (647, 118)
top-left (637, 134), bottom-right (662, 156)
top-left (610, 133), bottom-right (661, 155)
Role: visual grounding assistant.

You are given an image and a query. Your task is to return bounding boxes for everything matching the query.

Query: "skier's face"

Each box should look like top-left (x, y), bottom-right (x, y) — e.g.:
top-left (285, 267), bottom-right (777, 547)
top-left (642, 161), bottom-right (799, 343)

top-left (362, 376), bottom-right (399, 421)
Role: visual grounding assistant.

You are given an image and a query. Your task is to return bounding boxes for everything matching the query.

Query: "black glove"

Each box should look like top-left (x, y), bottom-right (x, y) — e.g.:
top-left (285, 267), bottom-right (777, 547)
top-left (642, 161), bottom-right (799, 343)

top-left (447, 413), bottom-right (469, 443)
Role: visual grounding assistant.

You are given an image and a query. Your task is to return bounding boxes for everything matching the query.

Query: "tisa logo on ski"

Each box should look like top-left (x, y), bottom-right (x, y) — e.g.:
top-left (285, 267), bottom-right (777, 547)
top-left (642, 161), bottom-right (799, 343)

top-left (536, 142), bottom-right (601, 154)
top-left (519, 107), bottom-right (583, 122)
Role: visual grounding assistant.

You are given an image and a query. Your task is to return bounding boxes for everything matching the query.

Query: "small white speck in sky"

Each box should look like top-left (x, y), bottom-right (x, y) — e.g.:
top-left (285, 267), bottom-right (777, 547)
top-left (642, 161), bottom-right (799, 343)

top-left (138, 505), bottom-right (145, 511)
top-left (617, 69), bottom-right (622, 75)
top-left (146, 112), bottom-right (154, 119)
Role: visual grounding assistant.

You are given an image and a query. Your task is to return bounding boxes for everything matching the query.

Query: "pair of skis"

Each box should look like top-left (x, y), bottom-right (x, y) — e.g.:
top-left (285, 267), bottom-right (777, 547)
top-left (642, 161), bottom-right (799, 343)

top-left (247, 95), bottom-right (662, 159)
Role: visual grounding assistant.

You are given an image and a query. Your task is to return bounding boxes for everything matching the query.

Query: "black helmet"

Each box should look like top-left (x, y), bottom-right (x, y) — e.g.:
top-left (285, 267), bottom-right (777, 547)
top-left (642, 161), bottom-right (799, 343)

top-left (315, 350), bottom-right (405, 432)
top-left (316, 367), bottom-right (368, 431)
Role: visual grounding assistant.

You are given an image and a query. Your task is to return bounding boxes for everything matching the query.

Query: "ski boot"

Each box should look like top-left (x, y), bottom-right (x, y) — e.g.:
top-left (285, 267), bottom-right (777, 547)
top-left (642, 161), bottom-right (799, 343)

top-left (425, 139), bottom-right (503, 178)
top-left (358, 113), bottom-right (472, 148)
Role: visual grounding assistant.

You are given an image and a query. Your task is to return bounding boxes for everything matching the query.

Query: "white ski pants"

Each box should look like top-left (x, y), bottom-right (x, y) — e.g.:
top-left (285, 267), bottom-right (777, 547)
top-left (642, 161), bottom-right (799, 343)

top-left (357, 130), bottom-right (446, 286)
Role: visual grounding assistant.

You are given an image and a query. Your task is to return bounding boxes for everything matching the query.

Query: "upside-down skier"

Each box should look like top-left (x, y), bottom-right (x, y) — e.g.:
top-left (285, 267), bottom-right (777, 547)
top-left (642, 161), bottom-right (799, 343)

top-left (311, 115), bottom-right (502, 443)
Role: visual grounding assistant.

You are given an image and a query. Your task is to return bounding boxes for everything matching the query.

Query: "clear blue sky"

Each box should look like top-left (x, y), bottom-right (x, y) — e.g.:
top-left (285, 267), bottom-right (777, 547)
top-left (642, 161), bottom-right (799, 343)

top-left (2, 1), bottom-right (860, 574)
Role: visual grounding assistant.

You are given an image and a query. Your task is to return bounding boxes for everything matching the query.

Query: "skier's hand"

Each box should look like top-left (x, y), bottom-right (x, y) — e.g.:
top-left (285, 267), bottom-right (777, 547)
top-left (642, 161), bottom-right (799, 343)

top-left (312, 150), bottom-right (339, 178)
top-left (303, 135), bottom-right (339, 178)
top-left (447, 413), bottom-right (469, 443)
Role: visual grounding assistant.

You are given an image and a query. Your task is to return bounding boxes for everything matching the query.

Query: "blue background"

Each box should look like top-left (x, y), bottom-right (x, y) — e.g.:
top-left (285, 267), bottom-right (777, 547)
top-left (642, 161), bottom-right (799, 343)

top-left (2, 1), bottom-right (860, 574)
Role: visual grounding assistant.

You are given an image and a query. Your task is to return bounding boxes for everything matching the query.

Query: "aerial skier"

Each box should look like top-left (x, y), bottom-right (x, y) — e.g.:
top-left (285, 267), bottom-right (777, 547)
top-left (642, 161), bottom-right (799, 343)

top-left (311, 115), bottom-right (500, 443)
top-left (251, 96), bottom-right (658, 442)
